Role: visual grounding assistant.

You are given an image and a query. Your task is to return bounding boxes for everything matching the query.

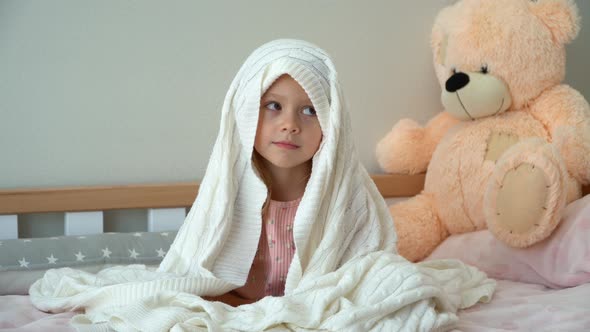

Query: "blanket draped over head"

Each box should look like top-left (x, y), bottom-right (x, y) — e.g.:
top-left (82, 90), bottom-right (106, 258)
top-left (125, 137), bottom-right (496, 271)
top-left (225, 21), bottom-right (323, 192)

top-left (30, 39), bottom-right (494, 332)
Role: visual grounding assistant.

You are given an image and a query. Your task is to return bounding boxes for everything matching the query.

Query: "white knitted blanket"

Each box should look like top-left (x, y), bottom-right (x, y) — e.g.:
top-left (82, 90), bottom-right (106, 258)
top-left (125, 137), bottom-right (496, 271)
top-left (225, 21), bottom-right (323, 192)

top-left (30, 39), bottom-right (494, 331)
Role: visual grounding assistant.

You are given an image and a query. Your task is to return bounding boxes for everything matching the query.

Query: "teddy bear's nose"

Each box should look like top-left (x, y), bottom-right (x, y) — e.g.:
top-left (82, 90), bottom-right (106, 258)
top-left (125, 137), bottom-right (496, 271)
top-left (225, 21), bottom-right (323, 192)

top-left (445, 72), bottom-right (470, 93)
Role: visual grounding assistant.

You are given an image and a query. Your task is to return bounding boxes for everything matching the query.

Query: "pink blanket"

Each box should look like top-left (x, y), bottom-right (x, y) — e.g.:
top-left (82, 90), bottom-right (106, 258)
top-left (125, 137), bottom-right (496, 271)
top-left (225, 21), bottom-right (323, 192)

top-left (428, 195), bottom-right (590, 288)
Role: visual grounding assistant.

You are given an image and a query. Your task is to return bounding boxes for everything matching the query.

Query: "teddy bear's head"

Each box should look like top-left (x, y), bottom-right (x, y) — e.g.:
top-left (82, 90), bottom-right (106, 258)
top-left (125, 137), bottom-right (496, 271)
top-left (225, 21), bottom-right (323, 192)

top-left (432, 0), bottom-right (580, 121)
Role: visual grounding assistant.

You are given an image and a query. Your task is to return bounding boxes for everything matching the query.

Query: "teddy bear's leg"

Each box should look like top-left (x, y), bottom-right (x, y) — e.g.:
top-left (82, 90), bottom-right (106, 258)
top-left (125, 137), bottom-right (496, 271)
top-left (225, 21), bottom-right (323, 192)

top-left (389, 193), bottom-right (448, 262)
top-left (484, 138), bottom-right (571, 248)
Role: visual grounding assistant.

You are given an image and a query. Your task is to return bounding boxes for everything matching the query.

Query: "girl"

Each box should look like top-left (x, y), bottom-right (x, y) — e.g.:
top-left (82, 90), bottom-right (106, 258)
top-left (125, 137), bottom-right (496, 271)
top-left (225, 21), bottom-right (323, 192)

top-left (154, 37), bottom-right (399, 307)
top-left (31, 39), bottom-right (494, 331)
top-left (206, 72), bottom-right (323, 306)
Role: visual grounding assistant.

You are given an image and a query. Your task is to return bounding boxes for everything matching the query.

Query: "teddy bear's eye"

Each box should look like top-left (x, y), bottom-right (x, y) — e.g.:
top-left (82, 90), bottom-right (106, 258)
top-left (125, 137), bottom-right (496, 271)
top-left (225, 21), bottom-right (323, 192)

top-left (480, 64), bottom-right (489, 74)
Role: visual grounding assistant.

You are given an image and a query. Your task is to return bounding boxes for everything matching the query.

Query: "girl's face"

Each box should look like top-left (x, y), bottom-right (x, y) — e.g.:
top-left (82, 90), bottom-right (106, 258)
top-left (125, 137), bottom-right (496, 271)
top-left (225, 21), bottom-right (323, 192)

top-left (254, 74), bottom-right (322, 172)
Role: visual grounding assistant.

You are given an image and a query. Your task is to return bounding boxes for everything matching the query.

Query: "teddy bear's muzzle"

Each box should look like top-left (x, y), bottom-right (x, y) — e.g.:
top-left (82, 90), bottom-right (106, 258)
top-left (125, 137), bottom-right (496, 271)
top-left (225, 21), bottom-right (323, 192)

top-left (442, 71), bottom-right (513, 121)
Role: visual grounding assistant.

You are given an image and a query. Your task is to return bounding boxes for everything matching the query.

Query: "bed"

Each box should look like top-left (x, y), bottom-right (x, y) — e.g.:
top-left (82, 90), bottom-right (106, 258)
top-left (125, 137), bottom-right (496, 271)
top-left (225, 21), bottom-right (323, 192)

top-left (1, 175), bottom-right (589, 331)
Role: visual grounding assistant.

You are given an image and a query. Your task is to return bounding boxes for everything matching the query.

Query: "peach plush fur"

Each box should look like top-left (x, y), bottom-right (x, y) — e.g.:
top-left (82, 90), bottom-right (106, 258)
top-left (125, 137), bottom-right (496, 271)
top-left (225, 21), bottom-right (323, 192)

top-left (377, 0), bottom-right (590, 262)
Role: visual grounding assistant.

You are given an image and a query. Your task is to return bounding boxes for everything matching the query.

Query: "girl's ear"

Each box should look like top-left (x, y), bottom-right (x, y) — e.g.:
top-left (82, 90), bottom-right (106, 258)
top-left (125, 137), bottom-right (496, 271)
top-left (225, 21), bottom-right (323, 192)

top-left (529, 0), bottom-right (581, 44)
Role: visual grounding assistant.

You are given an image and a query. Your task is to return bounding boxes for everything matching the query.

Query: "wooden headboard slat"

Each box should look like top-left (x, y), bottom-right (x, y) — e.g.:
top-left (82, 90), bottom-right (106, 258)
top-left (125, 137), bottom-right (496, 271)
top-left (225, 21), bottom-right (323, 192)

top-left (371, 173), bottom-right (426, 197)
top-left (0, 182), bottom-right (199, 214)
top-left (0, 174), bottom-right (426, 214)
top-left (1, 174), bottom-right (587, 215)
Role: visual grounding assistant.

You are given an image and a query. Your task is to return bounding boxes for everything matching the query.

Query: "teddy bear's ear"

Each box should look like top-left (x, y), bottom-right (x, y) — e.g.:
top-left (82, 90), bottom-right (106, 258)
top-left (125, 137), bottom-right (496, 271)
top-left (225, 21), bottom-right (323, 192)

top-left (432, 25), bottom-right (448, 65)
top-left (431, 6), bottom-right (454, 65)
top-left (529, 0), bottom-right (581, 44)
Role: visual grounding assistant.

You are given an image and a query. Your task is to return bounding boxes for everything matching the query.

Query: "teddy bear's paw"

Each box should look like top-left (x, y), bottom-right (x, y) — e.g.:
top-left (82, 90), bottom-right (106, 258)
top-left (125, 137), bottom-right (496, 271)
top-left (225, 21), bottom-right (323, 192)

top-left (553, 125), bottom-right (590, 185)
top-left (376, 119), bottom-right (430, 174)
top-left (484, 140), bottom-right (568, 247)
top-left (390, 194), bottom-right (448, 262)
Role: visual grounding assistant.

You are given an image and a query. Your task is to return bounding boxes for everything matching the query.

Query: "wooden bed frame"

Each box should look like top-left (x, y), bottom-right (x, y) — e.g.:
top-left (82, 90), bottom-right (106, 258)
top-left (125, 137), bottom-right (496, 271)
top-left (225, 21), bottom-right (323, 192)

top-left (0, 174), bottom-right (427, 239)
top-left (0, 173), bottom-right (587, 238)
top-left (0, 174), bottom-right (426, 214)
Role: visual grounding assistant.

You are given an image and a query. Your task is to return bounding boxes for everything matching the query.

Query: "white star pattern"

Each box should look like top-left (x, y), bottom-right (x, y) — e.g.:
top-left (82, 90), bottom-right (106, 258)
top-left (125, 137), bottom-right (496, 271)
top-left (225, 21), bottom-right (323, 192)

top-left (160, 232), bottom-right (169, 237)
top-left (129, 248), bottom-right (139, 259)
top-left (47, 254), bottom-right (58, 264)
top-left (156, 248), bottom-right (166, 257)
top-left (75, 251), bottom-right (85, 262)
top-left (77, 236), bottom-right (86, 239)
top-left (102, 247), bottom-right (112, 258)
top-left (23, 239), bottom-right (32, 243)
top-left (133, 232), bottom-right (142, 237)
top-left (18, 257), bottom-right (30, 268)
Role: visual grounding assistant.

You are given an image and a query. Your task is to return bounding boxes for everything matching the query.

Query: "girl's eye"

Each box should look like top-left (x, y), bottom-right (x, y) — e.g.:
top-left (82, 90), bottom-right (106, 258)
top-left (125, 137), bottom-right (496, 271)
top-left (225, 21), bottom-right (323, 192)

top-left (265, 101), bottom-right (281, 111)
top-left (302, 106), bottom-right (316, 116)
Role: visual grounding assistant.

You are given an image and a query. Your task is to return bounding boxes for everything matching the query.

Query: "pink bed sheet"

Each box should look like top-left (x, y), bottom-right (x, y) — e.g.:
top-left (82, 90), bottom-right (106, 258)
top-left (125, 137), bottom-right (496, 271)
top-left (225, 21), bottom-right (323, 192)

top-left (0, 295), bottom-right (76, 332)
top-left (1, 281), bottom-right (589, 331)
top-left (455, 280), bottom-right (590, 331)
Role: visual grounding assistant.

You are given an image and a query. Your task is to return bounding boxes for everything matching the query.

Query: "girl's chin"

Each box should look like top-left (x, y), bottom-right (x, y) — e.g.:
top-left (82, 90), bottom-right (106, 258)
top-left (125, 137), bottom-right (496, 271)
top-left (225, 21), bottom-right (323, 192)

top-left (266, 159), bottom-right (311, 171)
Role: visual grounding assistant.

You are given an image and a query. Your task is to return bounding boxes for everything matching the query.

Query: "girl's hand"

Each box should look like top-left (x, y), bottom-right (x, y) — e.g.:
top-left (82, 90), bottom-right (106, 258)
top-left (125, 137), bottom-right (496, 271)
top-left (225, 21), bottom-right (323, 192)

top-left (203, 292), bottom-right (256, 307)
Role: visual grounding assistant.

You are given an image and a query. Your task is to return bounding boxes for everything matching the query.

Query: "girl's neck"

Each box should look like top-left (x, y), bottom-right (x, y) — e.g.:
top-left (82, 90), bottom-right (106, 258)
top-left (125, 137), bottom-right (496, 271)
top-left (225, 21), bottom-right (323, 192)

top-left (267, 161), bottom-right (311, 202)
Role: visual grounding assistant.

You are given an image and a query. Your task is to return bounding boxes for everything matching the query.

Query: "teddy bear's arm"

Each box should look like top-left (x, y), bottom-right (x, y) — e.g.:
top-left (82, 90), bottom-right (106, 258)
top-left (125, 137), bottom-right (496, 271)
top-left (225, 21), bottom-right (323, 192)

top-left (531, 85), bottom-right (590, 184)
top-left (376, 111), bottom-right (460, 174)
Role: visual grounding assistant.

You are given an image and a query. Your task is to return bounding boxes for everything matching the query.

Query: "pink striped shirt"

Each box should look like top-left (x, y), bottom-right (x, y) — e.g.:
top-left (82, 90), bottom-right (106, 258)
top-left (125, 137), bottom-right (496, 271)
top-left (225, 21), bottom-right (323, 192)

top-left (233, 197), bottom-right (300, 300)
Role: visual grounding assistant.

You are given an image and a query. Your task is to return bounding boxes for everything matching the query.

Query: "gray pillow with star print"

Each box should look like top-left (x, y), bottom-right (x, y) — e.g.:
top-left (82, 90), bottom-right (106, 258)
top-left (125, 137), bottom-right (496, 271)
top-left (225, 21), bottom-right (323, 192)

top-left (0, 231), bottom-right (176, 295)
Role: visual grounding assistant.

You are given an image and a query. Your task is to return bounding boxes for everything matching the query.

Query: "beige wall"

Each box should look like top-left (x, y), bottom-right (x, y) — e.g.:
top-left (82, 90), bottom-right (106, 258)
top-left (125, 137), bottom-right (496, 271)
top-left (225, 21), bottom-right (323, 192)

top-left (1, 0), bottom-right (589, 190)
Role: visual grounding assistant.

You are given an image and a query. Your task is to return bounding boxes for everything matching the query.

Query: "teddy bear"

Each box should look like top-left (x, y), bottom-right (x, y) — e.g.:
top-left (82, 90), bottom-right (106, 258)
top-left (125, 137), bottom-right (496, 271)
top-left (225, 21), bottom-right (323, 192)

top-left (376, 0), bottom-right (590, 262)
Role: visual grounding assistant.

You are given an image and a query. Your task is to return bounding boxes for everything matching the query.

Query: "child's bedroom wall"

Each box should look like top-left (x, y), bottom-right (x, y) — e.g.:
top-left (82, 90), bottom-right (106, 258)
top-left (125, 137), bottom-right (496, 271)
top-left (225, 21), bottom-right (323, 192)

top-left (1, 0), bottom-right (589, 190)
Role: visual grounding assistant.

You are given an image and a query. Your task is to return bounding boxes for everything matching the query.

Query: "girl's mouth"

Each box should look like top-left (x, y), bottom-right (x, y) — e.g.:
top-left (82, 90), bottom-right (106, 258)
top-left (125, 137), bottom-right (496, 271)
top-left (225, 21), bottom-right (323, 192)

top-left (273, 141), bottom-right (299, 149)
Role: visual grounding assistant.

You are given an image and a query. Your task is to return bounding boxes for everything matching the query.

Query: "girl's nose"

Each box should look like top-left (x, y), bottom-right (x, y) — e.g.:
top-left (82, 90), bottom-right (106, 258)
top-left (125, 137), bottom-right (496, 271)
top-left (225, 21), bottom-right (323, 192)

top-left (281, 113), bottom-right (301, 134)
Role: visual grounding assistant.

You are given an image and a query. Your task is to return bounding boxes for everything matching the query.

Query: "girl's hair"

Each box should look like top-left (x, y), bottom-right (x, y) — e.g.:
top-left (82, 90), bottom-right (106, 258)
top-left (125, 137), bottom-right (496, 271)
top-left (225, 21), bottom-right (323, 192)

top-left (252, 149), bottom-right (273, 216)
top-left (251, 149), bottom-right (313, 217)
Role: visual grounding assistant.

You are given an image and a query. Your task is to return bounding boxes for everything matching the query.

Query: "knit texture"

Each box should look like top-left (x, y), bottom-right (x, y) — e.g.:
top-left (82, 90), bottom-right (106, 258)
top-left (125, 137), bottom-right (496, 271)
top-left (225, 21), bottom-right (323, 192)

top-left (30, 39), bottom-right (495, 331)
